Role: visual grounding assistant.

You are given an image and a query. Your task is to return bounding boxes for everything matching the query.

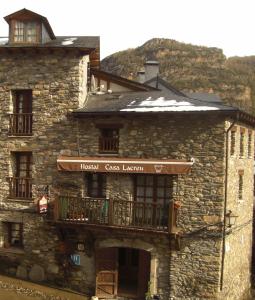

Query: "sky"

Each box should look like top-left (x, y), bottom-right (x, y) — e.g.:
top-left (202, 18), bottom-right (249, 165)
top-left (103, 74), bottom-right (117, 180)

top-left (1, 0), bottom-right (255, 59)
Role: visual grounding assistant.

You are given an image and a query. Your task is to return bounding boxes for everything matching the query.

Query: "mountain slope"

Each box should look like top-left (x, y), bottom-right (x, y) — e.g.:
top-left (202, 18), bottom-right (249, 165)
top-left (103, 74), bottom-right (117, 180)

top-left (101, 38), bottom-right (254, 113)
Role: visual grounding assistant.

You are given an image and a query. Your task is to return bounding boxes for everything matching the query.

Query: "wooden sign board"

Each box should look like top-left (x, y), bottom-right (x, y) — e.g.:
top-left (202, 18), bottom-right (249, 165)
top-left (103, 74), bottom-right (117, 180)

top-left (57, 156), bottom-right (193, 175)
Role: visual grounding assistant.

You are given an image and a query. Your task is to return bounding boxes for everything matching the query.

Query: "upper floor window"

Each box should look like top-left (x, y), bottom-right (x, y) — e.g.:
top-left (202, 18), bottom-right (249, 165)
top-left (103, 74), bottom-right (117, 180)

top-left (9, 152), bottom-right (32, 199)
top-left (230, 129), bottom-right (236, 156)
top-left (239, 129), bottom-right (245, 158)
top-left (248, 131), bottom-right (252, 158)
top-left (9, 90), bottom-right (33, 136)
top-left (13, 21), bottom-right (38, 43)
top-left (98, 125), bottom-right (120, 154)
top-left (238, 170), bottom-right (244, 201)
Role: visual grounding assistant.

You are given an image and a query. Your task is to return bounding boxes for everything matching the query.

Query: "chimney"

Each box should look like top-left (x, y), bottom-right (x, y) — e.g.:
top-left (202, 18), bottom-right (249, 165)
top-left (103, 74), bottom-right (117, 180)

top-left (144, 60), bottom-right (159, 82)
top-left (137, 70), bottom-right (145, 83)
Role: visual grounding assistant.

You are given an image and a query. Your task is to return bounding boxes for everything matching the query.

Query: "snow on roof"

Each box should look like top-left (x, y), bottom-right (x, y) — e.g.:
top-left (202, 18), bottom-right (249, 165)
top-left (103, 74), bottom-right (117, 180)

top-left (61, 37), bottom-right (78, 45)
top-left (121, 96), bottom-right (220, 112)
top-left (74, 90), bottom-right (237, 115)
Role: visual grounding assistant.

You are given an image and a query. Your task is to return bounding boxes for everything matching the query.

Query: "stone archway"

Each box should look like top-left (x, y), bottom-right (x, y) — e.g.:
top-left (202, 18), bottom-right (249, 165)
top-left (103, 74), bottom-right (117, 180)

top-left (95, 238), bottom-right (159, 298)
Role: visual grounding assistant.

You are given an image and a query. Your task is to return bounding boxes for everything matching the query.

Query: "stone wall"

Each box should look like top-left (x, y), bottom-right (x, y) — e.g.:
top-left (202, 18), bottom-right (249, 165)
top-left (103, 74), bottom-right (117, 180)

top-left (0, 210), bottom-right (60, 283)
top-left (219, 121), bottom-right (254, 300)
top-left (75, 114), bottom-right (226, 299)
top-left (0, 50), bottom-right (254, 299)
top-left (0, 50), bottom-right (88, 284)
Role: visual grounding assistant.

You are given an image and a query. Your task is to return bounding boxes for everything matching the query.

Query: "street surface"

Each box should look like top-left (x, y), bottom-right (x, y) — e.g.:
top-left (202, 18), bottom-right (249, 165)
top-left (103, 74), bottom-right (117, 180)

top-left (0, 275), bottom-right (87, 300)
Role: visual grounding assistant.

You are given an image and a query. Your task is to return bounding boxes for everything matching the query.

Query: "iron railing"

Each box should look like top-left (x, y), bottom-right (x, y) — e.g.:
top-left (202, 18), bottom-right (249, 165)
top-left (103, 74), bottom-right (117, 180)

top-left (8, 177), bottom-right (32, 199)
top-left (9, 113), bottom-right (33, 136)
top-left (99, 137), bottom-right (119, 153)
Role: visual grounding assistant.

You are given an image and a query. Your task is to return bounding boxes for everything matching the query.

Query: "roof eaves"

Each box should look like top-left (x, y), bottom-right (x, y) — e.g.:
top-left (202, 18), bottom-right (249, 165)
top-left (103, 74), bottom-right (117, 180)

top-left (72, 108), bottom-right (239, 118)
top-left (92, 69), bottom-right (158, 92)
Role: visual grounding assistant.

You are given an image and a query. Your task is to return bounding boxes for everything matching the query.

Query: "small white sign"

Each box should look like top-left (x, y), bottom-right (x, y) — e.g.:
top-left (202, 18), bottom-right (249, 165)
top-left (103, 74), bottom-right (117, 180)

top-left (39, 196), bottom-right (48, 213)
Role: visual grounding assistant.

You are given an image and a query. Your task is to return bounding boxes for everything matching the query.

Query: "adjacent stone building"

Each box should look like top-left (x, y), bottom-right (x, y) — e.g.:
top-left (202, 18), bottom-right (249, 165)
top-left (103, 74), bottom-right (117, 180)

top-left (0, 8), bottom-right (254, 300)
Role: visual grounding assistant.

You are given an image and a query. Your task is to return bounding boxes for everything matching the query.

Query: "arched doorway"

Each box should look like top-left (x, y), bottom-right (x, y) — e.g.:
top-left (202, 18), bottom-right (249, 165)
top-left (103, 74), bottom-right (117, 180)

top-left (95, 247), bottom-right (151, 299)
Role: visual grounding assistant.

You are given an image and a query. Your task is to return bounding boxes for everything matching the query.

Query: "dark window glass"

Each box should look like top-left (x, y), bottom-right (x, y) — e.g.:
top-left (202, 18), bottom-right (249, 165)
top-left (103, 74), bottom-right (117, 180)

top-left (6, 222), bottom-right (23, 247)
top-left (14, 90), bottom-right (32, 114)
top-left (99, 128), bottom-right (119, 153)
top-left (87, 173), bottom-right (106, 198)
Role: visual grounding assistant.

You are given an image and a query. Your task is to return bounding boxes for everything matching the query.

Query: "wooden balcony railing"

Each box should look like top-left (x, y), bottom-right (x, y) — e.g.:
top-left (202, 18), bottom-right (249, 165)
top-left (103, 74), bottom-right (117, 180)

top-left (9, 113), bottom-right (33, 136)
top-left (8, 177), bottom-right (32, 199)
top-left (99, 137), bottom-right (119, 153)
top-left (53, 196), bottom-right (178, 234)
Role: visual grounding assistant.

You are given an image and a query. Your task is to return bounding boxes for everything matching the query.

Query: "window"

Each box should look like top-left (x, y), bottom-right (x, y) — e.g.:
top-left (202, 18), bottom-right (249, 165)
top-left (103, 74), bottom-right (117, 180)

top-left (239, 129), bottom-right (245, 157)
top-left (230, 130), bottom-right (236, 156)
top-left (4, 222), bottom-right (23, 248)
top-left (134, 175), bottom-right (172, 226)
top-left (9, 152), bottom-right (32, 199)
top-left (238, 171), bottom-right (244, 201)
top-left (248, 131), bottom-right (252, 158)
top-left (13, 21), bottom-right (38, 43)
top-left (99, 128), bottom-right (119, 154)
top-left (87, 173), bottom-right (106, 198)
top-left (9, 90), bottom-right (33, 136)
top-left (134, 175), bottom-right (171, 205)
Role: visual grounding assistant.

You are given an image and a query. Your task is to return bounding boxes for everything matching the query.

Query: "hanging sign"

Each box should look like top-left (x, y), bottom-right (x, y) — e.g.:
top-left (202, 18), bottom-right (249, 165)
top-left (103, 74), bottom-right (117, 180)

top-left (38, 195), bottom-right (48, 214)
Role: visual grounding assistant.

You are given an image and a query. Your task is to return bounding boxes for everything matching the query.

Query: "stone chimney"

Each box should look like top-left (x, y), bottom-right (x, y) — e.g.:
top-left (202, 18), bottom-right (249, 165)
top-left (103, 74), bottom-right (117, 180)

top-left (144, 61), bottom-right (159, 82)
top-left (137, 70), bottom-right (145, 83)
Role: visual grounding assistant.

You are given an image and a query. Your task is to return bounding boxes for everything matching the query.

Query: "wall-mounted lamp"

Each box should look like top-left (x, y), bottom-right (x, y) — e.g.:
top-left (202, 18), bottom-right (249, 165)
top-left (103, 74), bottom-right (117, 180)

top-left (225, 210), bottom-right (238, 227)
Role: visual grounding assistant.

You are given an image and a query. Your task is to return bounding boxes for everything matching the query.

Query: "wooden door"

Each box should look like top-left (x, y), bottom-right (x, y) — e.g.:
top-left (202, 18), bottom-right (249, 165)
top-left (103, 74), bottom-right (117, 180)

top-left (138, 250), bottom-right (151, 299)
top-left (96, 247), bottom-right (118, 298)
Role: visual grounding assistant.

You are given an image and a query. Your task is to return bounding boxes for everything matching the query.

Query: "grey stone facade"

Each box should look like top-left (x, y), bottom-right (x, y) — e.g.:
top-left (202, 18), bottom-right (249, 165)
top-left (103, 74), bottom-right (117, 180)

top-left (0, 9), bottom-right (254, 300)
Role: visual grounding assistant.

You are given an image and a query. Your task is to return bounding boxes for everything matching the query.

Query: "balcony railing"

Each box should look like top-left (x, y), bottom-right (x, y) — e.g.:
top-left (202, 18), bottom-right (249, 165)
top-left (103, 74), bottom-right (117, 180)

top-left (8, 177), bottom-right (32, 199)
top-left (9, 113), bottom-right (33, 136)
top-left (99, 137), bottom-right (119, 153)
top-left (52, 196), bottom-right (178, 234)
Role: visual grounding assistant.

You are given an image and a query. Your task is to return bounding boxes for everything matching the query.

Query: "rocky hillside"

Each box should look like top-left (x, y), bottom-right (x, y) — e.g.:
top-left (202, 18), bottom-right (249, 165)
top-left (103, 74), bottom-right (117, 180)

top-left (101, 38), bottom-right (254, 113)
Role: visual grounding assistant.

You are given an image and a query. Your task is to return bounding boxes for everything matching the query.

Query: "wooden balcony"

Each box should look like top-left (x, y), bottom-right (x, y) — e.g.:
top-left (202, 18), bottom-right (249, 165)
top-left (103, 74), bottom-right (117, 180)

top-left (52, 196), bottom-right (178, 234)
top-left (99, 137), bottom-right (119, 153)
top-left (9, 113), bottom-right (33, 136)
top-left (8, 177), bottom-right (32, 200)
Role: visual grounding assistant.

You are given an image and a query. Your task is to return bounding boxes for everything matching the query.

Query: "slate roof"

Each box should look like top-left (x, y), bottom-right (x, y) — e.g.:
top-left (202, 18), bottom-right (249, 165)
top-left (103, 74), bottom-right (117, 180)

top-left (144, 76), bottom-right (186, 96)
top-left (91, 69), bottom-right (158, 92)
top-left (73, 90), bottom-right (238, 115)
top-left (0, 36), bottom-right (99, 50)
top-left (186, 92), bottom-right (222, 103)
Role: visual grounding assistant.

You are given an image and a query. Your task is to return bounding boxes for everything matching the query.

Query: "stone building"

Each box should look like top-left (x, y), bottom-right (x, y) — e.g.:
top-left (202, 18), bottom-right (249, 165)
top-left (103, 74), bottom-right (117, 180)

top-left (0, 8), bottom-right (254, 300)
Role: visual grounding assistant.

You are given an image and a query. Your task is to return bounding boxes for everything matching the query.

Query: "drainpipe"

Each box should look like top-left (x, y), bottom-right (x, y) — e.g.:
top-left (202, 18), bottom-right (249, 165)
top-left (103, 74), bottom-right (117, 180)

top-left (76, 118), bottom-right (81, 156)
top-left (220, 112), bottom-right (239, 290)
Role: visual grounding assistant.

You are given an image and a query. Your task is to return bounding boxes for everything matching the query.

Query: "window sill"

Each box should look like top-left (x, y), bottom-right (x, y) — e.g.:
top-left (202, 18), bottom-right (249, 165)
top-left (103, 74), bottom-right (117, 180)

top-left (8, 135), bottom-right (33, 138)
top-left (0, 247), bottom-right (24, 255)
top-left (7, 197), bottom-right (34, 203)
top-left (97, 153), bottom-right (119, 157)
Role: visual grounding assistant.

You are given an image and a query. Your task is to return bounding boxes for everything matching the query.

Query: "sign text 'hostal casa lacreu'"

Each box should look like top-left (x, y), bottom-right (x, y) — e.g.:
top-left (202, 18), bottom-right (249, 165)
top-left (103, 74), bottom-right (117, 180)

top-left (57, 156), bottom-right (194, 175)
